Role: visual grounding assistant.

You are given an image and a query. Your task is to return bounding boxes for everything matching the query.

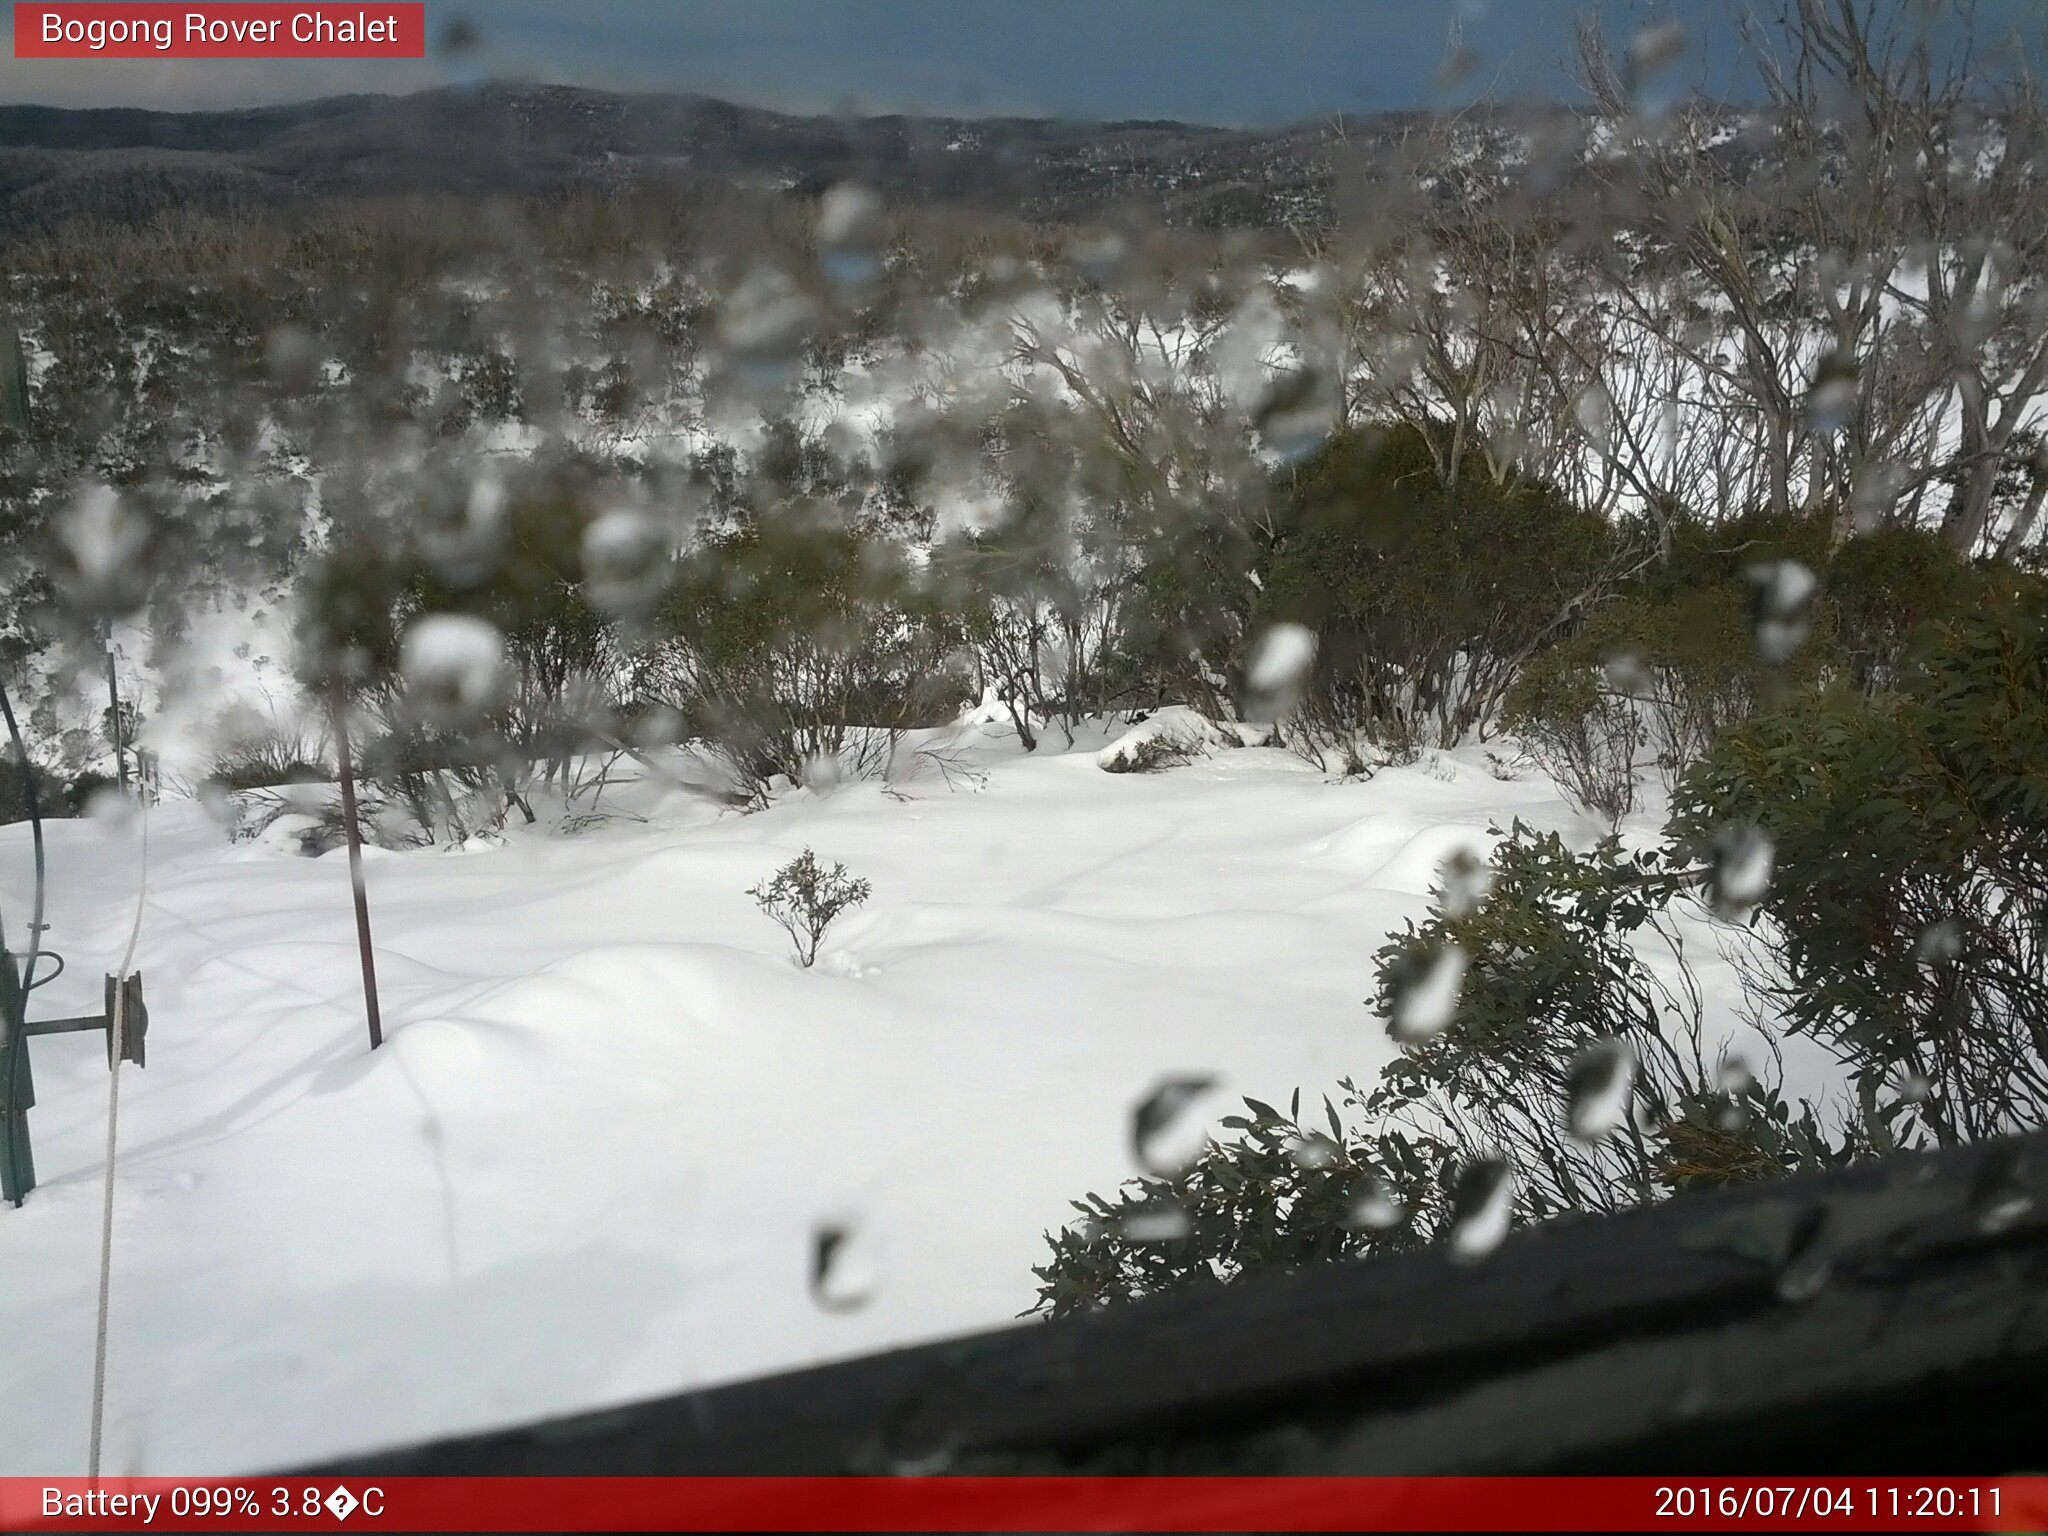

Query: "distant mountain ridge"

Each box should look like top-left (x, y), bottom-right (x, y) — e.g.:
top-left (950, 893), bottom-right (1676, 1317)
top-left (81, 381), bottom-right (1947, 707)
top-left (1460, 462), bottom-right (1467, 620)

top-left (0, 81), bottom-right (1520, 238)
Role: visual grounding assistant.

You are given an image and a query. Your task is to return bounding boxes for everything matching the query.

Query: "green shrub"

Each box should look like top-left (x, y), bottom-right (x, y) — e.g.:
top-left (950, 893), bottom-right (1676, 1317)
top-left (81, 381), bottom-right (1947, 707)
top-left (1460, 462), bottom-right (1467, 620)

top-left (0, 753), bottom-right (73, 824)
top-left (657, 515), bottom-right (960, 800)
top-left (1638, 506), bottom-right (1834, 603)
top-left (749, 848), bottom-right (872, 968)
top-left (1822, 525), bottom-right (1997, 692)
top-left (1500, 650), bottom-right (1643, 823)
top-left (1031, 821), bottom-right (1874, 1312)
top-left (1362, 826), bottom-right (1859, 1220)
top-left (1259, 424), bottom-right (1621, 754)
top-left (1671, 584), bottom-right (2048, 1143)
top-left (1029, 1091), bottom-right (1444, 1318)
top-left (650, 430), bottom-right (966, 801)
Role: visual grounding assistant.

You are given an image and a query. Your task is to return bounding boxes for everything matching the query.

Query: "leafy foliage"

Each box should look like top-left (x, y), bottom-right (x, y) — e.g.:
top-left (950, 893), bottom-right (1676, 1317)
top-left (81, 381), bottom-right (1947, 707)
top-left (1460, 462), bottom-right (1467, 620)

top-left (651, 427), bottom-right (968, 802)
top-left (1034, 821), bottom-right (1884, 1312)
top-left (1500, 652), bottom-right (1643, 823)
top-left (0, 751), bottom-right (81, 824)
top-left (1260, 424), bottom-right (1623, 755)
top-left (1671, 583), bottom-right (2048, 1142)
top-left (749, 847), bottom-right (872, 969)
top-left (1366, 826), bottom-right (1876, 1218)
top-left (1030, 1090), bottom-right (1443, 1318)
top-left (1499, 513), bottom-right (2007, 814)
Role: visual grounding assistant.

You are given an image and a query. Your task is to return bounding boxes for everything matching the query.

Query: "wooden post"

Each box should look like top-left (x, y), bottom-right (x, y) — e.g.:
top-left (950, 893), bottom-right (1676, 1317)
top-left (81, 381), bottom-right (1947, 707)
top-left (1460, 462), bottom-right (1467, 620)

top-left (330, 687), bottom-right (384, 1051)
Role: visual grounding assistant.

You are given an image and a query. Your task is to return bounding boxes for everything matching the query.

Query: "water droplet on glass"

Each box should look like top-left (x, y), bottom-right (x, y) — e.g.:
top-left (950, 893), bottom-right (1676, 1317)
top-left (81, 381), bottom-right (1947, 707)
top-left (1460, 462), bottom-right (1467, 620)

top-left (400, 613), bottom-right (508, 726)
top-left (1602, 649), bottom-right (1653, 698)
top-left (1774, 1207), bottom-right (1833, 1302)
top-left (878, 1367), bottom-right (966, 1475)
top-left (1851, 461), bottom-right (1906, 532)
top-left (1437, 846), bottom-right (1493, 919)
top-left (58, 485), bottom-right (150, 618)
top-left (1067, 230), bottom-right (1127, 286)
top-left (816, 183), bottom-right (886, 293)
top-left (197, 779), bottom-right (238, 830)
top-left (1388, 942), bottom-right (1467, 1044)
top-left (418, 473), bottom-right (506, 587)
top-left (1566, 1037), bottom-right (1636, 1142)
top-left (1254, 365), bottom-right (1341, 466)
top-left (84, 785), bottom-right (138, 837)
top-left (802, 751), bottom-right (845, 793)
top-left (1806, 354), bottom-right (1859, 436)
top-left (1433, 34), bottom-right (1480, 92)
top-left (437, 11), bottom-right (481, 55)
top-left (1714, 1057), bottom-right (1755, 1130)
top-left (1070, 1215), bottom-right (1109, 1247)
top-left (1675, 1347), bottom-right (1717, 1418)
top-left (1629, 23), bottom-right (1688, 77)
top-left (718, 267), bottom-right (818, 392)
top-left (1705, 824), bottom-right (1773, 920)
top-left (1970, 1149), bottom-right (2034, 1235)
top-left (1287, 1132), bottom-right (1340, 1170)
top-left (1913, 920), bottom-right (1964, 967)
top-left (1447, 1157), bottom-right (1514, 1263)
top-left (630, 704), bottom-right (684, 750)
top-left (1746, 559), bottom-right (1815, 663)
top-left (1345, 1175), bottom-right (1406, 1232)
top-left (1572, 384), bottom-right (1614, 451)
top-left (811, 1220), bottom-right (879, 1312)
top-left (1130, 1075), bottom-right (1220, 1177)
top-left (1625, 23), bottom-right (1688, 116)
top-left (264, 324), bottom-right (324, 392)
top-left (581, 508), bottom-right (670, 618)
top-left (1246, 622), bottom-right (1317, 699)
top-left (1118, 1198), bottom-right (1192, 1243)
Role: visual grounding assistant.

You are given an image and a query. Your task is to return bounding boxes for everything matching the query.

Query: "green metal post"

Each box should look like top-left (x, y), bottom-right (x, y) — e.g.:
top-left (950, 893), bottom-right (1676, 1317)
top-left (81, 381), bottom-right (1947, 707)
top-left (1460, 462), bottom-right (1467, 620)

top-left (0, 948), bottom-right (34, 1204)
top-left (0, 321), bottom-right (27, 436)
top-left (102, 623), bottom-right (128, 796)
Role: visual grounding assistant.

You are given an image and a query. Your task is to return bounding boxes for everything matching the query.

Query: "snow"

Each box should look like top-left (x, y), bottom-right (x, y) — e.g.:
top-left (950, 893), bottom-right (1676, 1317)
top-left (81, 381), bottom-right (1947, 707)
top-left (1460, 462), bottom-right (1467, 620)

top-left (0, 723), bottom-right (1780, 1475)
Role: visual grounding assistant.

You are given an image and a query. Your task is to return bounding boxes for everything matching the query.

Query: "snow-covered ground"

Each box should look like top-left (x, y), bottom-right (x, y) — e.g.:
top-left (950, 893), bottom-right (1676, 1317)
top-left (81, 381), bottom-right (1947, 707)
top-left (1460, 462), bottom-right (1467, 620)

top-left (0, 722), bottom-right (1781, 1474)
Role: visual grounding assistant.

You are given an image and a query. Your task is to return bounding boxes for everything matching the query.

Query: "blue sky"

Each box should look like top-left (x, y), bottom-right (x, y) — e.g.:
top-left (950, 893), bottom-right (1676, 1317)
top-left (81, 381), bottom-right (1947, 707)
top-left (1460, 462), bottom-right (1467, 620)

top-left (3, 0), bottom-right (2040, 121)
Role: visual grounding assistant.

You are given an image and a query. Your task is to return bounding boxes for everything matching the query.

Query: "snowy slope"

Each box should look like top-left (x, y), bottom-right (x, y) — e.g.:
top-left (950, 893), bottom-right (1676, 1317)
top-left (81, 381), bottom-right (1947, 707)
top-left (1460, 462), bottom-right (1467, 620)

top-left (0, 727), bottom-right (1774, 1474)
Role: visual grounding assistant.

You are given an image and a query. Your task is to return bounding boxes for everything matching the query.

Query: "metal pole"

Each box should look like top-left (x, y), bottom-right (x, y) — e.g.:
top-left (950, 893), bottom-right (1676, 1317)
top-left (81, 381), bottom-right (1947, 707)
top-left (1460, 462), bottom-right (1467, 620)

top-left (330, 687), bottom-right (383, 1051)
top-left (101, 622), bottom-right (128, 796)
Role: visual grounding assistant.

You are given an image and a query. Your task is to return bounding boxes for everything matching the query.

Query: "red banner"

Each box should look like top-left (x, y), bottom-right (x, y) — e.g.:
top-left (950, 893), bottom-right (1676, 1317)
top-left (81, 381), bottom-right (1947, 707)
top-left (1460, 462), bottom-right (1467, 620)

top-left (2, 1477), bottom-right (2046, 1532)
top-left (14, 4), bottom-right (424, 59)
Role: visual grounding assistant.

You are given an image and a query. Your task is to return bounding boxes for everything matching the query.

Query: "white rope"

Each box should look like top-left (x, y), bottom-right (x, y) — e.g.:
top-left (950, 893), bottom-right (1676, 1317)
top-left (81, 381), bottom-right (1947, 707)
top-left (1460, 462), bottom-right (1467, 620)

top-left (87, 791), bottom-right (150, 1478)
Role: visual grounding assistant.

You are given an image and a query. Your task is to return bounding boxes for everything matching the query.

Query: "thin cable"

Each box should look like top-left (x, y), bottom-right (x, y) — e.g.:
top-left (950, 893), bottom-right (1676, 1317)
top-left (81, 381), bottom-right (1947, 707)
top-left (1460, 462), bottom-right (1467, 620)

top-left (87, 786), bottom-right (150, 1479)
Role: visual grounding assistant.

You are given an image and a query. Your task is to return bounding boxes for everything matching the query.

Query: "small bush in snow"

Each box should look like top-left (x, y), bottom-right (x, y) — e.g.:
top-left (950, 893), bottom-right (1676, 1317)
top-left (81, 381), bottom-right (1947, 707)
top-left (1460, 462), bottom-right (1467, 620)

top-left (750, 848), bottom-right (872, 968)
top-left (206, 706), bottom-right (330, 792)
top-left (1095, 707), bottom-right (1240, 774)
top-left (1501, 654), bottom-right (1642, 825)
